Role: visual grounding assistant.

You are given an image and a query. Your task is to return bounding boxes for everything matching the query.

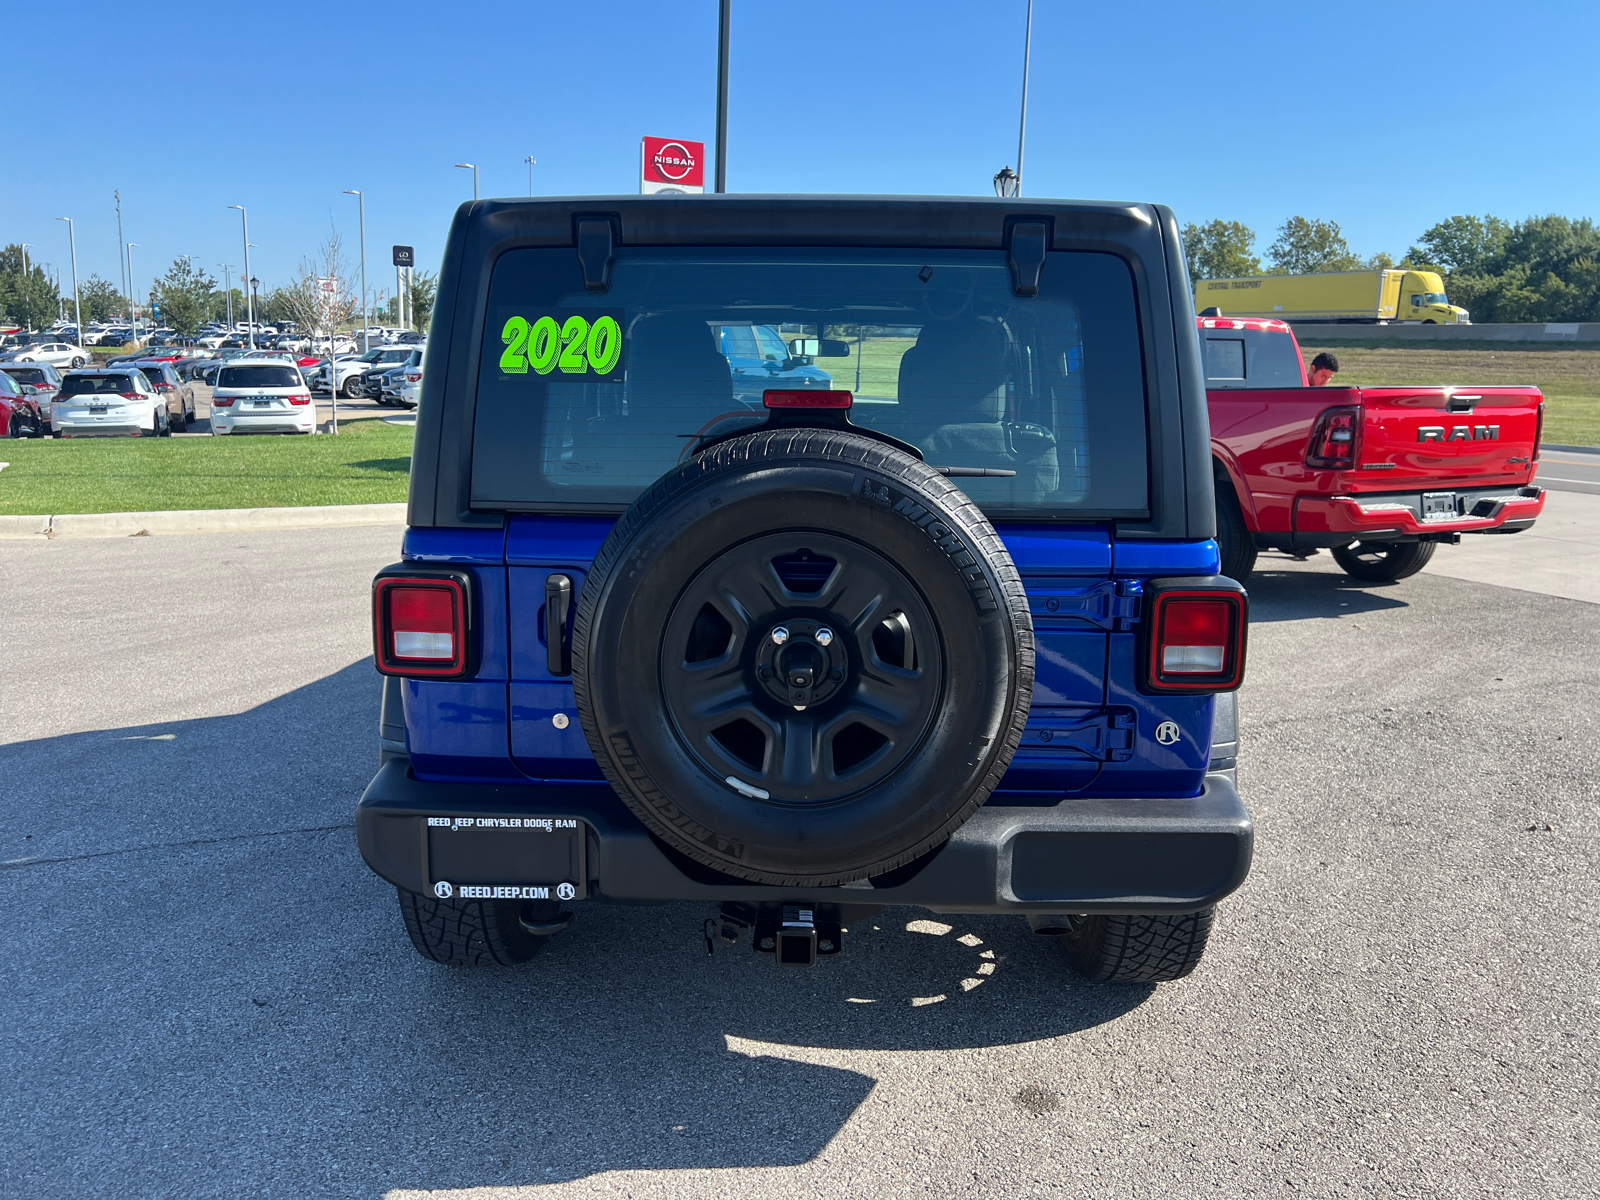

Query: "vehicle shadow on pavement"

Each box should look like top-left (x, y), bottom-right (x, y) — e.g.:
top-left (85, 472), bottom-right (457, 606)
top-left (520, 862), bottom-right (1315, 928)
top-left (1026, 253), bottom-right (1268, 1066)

top-left (1, 663), bottom-right (1154, 1194)
top-left (1244, 558), bottom-right (1412, 623)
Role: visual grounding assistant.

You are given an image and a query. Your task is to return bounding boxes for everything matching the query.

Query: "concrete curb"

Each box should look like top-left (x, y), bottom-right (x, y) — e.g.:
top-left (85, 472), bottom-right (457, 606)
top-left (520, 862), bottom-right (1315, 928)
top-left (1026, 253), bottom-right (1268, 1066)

top-left (0, 502), bottom-right (407, 540)
top-left (1544, 443), bottom-right (1600, 455)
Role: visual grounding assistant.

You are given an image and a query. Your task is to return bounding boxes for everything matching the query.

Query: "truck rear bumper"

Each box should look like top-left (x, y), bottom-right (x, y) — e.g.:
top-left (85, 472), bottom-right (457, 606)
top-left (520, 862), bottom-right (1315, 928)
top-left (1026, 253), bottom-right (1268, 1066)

top-left (1291, 485), bottom-right (1544, 542)
top-left (357, 758), bottom-right (1252, 916)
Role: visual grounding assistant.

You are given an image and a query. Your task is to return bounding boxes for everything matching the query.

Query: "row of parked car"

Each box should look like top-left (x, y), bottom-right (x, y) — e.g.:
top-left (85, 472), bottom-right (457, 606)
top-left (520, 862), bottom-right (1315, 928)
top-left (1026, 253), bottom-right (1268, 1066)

top-left (0, 343), bottom-right (425, 439)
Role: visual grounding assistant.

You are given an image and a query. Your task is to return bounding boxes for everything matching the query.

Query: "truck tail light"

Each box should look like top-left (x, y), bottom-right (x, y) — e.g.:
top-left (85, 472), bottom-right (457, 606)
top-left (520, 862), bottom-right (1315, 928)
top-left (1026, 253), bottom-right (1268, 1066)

top-left (373, 569), bottom-right (473, 677)
top-left (764, 389), bottom-right (853, 408)
top-left (1306, 405), bottom-right (1361, 468)
top-left (1143, 579), bottom-right (1247, 693)
top-left (1533, 403), bottom-right (1544, 461)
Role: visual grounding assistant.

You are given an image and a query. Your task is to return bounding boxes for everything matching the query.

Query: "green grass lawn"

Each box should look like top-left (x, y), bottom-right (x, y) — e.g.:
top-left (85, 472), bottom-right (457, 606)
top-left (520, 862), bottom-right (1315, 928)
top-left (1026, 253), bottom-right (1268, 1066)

top-left (1299, 342), bottom-right (1600, 447)
top-left (0, 419), bottom-right (414, 515)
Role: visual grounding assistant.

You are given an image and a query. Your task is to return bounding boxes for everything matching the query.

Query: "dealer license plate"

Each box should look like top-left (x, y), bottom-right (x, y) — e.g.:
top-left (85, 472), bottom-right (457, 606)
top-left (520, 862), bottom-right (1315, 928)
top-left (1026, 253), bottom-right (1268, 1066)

top-left (1421, 491), bottom-right (1458, 518)
top-left (89, 406), bottom-right (107, 414)
top-left (425, 815), bottom-right (587, 901)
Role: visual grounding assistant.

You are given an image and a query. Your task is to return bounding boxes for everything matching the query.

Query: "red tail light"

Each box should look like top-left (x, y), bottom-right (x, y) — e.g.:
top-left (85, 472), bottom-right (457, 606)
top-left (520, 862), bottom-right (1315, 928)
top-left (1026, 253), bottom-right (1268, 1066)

top-left (373, 570), bottom-right (472, 677)
top-left (1144, 581), bottom-right (1247, 693)
top-left (1306, 405), bottom-right (1361, 469)
top-left (406, 372), bottom-right (422, 382)
top-left (1533, 403), bottom-right (1544, 462)
top-left (118, 392), bottom-right (142, 400)
top-left (764, 389), bottom-right (852, 409)
top-left (289, 393), bottom-right (311, 406)
top-left (212, 396), bottom-right (235, 406)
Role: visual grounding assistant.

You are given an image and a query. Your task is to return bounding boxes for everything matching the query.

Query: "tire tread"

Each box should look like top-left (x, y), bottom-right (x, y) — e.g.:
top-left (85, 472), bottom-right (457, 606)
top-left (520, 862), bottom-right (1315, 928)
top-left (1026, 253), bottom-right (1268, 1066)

top-left (1062, 909), bottom-right (1215, 983)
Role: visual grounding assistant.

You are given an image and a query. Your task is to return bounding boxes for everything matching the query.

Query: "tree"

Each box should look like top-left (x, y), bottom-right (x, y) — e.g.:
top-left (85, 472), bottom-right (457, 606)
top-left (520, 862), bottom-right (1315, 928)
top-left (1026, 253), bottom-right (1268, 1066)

top-left (78, 275), bottom-right (127, 324)
top-left (1407, 214), bottom-right (1509, 276)
top-left (154, 258), bottom-right (218, 337)
top-left (1266, 217), bottom-right (1364, 274)
top-left (274, 230), bottom-right (360, 345)
top-left (405, 270), bottom-right (438, 333)
top-left (0, 244), bottom-right (60, 331)
top-left (1181, 220), bottom-right (1262, 281)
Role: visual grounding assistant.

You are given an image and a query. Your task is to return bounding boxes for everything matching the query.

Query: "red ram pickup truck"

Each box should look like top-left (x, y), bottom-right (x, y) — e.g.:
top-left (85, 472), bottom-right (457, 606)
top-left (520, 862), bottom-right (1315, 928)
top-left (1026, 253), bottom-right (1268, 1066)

top-left (1201, 317), bottom-right (1546, 582)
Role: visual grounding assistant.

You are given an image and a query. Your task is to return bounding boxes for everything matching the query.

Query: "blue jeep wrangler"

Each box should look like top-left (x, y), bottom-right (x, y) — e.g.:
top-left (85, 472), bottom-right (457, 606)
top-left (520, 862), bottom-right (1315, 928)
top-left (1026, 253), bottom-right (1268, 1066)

top-left (358, 196), bottom-right (1250, 982)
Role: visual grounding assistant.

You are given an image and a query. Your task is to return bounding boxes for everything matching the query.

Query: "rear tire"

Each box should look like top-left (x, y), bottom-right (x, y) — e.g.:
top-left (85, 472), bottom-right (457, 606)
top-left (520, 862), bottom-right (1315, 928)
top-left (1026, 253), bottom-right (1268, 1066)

top-left (1057, 909), bottom-right (1215, 983)
top-left (1214, 479), bottom-right (1257, 582)
top-left (1331, 540), bottom-right (1435, 582)
top-left (397, 887), bottom-right (555, 966)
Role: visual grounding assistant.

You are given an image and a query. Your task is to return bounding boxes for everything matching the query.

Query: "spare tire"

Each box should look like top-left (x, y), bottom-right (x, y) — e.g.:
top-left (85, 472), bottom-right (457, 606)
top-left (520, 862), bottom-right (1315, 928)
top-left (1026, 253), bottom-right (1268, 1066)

top-left (572, 428), bottom-right (1034, 886)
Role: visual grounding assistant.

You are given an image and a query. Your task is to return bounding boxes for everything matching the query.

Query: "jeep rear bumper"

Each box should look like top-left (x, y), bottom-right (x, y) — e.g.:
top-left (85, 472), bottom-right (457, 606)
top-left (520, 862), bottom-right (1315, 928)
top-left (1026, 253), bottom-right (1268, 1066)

top-left (357, 759), bottom-right (1252, 915)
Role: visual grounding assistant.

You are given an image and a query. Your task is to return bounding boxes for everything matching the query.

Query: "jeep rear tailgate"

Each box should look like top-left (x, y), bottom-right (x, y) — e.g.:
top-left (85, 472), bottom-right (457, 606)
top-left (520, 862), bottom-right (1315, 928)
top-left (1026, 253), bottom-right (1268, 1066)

top-left (1355, 386), bottom-right (1542, 489)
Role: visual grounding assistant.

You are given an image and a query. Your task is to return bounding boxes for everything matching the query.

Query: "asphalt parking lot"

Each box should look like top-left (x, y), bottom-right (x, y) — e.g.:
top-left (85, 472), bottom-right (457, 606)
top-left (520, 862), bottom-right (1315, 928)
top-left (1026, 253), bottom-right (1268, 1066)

top-left (2, 515), bottom-right (1596, 1199)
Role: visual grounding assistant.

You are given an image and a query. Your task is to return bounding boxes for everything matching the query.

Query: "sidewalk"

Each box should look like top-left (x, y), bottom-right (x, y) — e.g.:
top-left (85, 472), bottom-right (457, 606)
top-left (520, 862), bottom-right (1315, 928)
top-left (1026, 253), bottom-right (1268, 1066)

top-left (0, 502), bottom-right (406, 539)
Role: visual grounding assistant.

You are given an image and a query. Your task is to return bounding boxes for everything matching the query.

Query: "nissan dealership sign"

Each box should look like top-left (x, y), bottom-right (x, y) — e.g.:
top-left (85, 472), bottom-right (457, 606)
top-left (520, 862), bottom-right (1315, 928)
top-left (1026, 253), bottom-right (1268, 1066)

top-left (640, 136), bottom-right (705, 194)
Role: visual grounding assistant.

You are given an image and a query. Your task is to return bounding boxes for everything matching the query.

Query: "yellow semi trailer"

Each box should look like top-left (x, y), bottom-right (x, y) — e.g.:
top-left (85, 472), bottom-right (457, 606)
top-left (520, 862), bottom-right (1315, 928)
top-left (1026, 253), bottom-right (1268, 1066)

top-left (1194, 269), bottom-right (1470, 324)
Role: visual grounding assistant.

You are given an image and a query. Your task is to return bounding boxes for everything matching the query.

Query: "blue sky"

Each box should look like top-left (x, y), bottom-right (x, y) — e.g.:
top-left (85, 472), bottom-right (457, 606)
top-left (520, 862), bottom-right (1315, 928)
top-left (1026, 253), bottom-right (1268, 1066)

top-left (5, 0), bottom-right (1597, 302)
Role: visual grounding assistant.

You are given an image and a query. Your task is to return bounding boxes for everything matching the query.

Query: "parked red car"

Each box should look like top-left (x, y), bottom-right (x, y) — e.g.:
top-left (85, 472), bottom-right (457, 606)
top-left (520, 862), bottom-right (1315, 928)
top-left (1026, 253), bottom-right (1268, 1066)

top-left (1202, 317), bottom-right (1545, 581)
top-left (0, 368), bottom-right (49, 438)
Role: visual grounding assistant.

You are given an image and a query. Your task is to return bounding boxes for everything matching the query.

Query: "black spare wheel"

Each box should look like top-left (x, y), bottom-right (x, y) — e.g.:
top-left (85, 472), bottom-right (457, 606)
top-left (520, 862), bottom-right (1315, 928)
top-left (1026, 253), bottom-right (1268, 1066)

top-left (573, 428), bottom-right (1035, 886)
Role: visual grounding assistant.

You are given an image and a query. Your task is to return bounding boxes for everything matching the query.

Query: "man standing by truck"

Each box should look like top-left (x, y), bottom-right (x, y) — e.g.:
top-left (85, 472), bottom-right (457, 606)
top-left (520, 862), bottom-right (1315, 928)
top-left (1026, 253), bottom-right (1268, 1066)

top-left (1307, 352), bottom-right (1339, 386)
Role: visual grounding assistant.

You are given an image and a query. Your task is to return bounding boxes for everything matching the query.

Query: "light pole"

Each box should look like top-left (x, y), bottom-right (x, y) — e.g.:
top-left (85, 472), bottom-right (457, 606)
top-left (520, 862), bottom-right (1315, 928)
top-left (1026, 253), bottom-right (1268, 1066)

top-left (228, 205), bottom-right (253, 348)
top-left (219, 264), bottom-right (235, 331)
top-left (455, 163), bottom-right (479, 200)
top-left (343, 190), bottom-right (369, 351)
top-left (714, 0), bottom-right (730, 193)
top-left (1016, 0), bottom-right (1033, 195)
top-left (127, 244), bottom-right (139, 336)
top-left (20, 244), bottom-right (30, 332)
top-left (249, 278), bottom-right (260, 336)
top-left (55, 217), bottom-right (81, 351)
top-left (524, 155), bottom-right (537, 196)
top-left (115, 189), bottom-right (128, 320)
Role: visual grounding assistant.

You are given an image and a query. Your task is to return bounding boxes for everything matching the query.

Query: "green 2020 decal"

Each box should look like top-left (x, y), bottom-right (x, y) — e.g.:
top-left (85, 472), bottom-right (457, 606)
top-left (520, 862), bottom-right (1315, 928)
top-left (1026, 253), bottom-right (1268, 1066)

top-left (500, 313), bottom-right (623, 377)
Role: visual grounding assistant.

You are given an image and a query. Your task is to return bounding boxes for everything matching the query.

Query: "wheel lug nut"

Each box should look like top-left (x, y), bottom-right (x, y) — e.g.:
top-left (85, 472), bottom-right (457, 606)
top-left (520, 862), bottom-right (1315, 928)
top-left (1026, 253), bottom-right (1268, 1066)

top-left (770, 626), bottom-right (789, 646)
top-left (815, 627), bottom-right (834, 646)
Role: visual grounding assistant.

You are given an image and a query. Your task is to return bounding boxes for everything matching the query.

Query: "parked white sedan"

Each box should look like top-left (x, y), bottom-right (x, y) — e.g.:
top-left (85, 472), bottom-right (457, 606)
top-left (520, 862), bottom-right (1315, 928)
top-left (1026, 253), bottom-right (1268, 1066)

top-left (5, 342), bottom-right (90, 369)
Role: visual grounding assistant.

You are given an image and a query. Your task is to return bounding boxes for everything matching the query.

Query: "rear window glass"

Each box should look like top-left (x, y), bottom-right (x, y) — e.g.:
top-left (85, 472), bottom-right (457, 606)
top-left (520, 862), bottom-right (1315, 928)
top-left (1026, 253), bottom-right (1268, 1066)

top-left (61, 375), bottom-right (141, 395)
top-left (136, 366), bottom-right (168, 385)
top-left (1, 367), bottom-right (49, 386)
top-left (218, 365), bottom-right (302, 389)
top-left (1204, 328), bottom-right (1304, 389)
top-left (470, 248), bottom-right (1149, 516)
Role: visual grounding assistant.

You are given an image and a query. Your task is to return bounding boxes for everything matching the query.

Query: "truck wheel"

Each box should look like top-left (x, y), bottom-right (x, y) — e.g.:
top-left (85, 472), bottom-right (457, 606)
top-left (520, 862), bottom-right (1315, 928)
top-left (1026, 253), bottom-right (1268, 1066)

top-left (1214, 480), bottom-right (1257, 582)
top-left (396, 887), bottom-right (556, 966)
top-left (1331, 540), bottom-right (1436, 582)
top-left (1056, 909), bottom-right (1215, 983)
top-left (573, 427), bottom-right (1035, 887)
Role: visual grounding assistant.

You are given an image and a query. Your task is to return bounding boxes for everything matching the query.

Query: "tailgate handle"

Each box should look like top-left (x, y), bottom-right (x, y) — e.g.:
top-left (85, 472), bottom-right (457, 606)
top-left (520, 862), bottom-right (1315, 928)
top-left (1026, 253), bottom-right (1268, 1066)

top-left (1447, 394), bottom-right (1481, 412)
top-left (545, 574), bottom-right (573, 676)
